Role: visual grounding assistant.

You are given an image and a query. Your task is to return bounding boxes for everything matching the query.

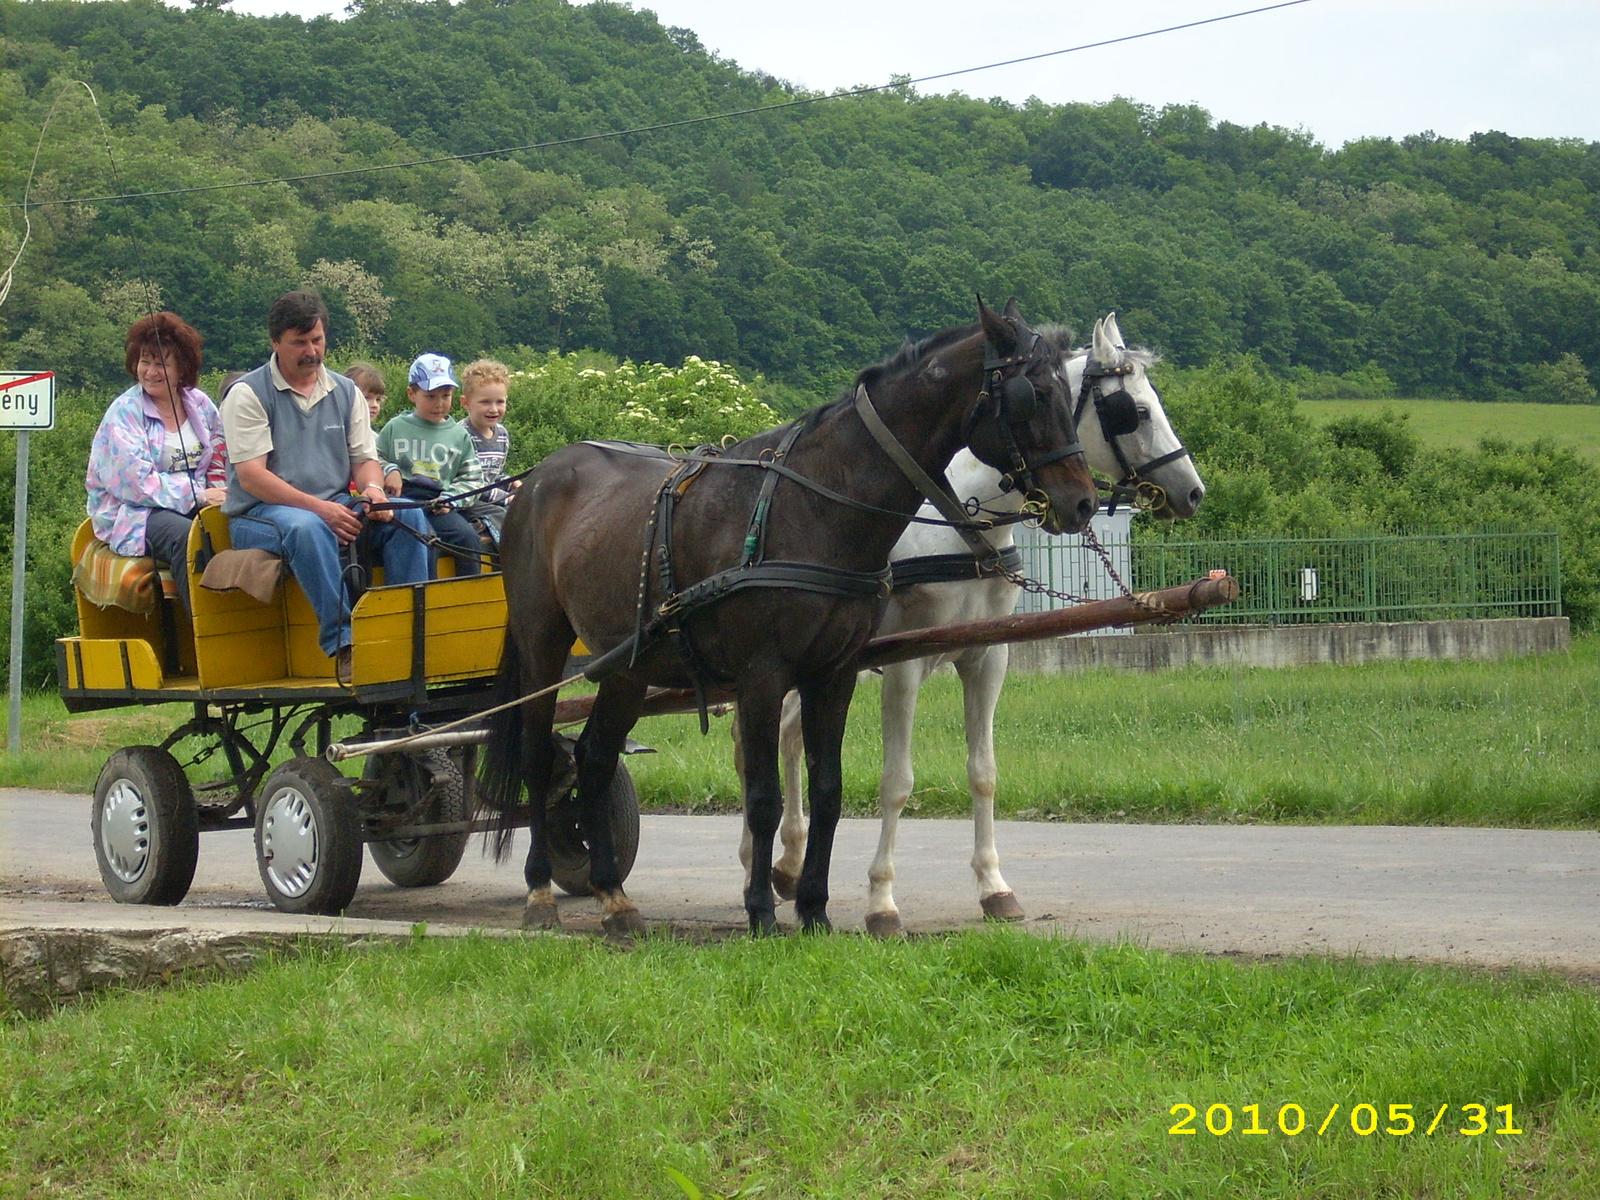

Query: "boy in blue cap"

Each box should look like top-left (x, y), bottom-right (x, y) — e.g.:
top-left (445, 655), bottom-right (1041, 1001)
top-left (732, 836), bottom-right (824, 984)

top-left (377, 353), bottom-right (488, 577)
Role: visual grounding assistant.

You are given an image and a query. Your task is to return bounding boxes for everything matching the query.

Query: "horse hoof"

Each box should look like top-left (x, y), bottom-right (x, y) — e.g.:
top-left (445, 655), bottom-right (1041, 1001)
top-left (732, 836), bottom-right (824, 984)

top-left (771, 868), bottom-right (800, 902)
top-left (800, 913), bottom-right (832, 935)
top-left (864, 910), bottom-right (905, 939)
top-left (748, 913), bottom-right (782, 937)
top-left (602, 909), bottom-right (647, 937)
top-left (523, 899), bottom-right (561, 930)
top-left (981, 891), bottom-right (1026, 923)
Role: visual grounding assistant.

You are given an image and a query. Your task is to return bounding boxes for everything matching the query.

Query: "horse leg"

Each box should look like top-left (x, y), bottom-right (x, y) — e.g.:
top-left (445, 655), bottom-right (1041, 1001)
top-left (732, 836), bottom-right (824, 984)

top-left (734, 714), bottom-right (752, 888)
top-left (735, 689), bottom-right (806, 902)
top-left (773, 689), bottom-right (807, 901)
top-left (793, 668), bottom-right (859, 934)
top-left (865, 658), bottom-right (932, 938)
top-left (520, 700), bottom-right (563, 930)
top-left (958, 644), bottom-right (1023, 922)
top-left (521, 716), bottom-right (572, 930)
top-left (737, 671), bottom-right (789, 936)
top-left (574, 675), bottom-right (650, 936)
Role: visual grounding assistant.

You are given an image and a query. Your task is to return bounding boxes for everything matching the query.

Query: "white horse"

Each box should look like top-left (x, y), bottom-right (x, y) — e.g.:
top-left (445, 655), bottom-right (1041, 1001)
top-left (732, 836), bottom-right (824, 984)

top-left (738, 314), bottom-right (1205, 935)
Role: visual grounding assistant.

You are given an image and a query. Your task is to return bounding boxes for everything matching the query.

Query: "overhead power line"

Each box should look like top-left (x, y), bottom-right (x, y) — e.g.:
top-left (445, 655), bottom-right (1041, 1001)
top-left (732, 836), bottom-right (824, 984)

top-left (5, 0), bottom-right (1312, 211)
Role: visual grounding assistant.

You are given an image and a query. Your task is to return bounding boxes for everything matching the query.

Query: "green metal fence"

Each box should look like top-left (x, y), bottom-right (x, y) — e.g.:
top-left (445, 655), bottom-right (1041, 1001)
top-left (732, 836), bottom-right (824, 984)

top-left (1127, 531), bottom-right (1562, 625)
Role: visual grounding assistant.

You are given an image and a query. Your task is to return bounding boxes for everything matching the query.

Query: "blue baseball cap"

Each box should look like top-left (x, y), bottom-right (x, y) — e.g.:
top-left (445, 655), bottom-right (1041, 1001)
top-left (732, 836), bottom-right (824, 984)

top-left (408, 353), bottom-right (458, 391)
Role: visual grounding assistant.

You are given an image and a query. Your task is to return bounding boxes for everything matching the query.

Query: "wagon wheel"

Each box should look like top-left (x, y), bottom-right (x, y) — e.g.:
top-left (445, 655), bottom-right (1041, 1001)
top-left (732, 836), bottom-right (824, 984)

top-left (547, 762), bottom-right (640, 897)
top-left (365, 748), bottom-right (471, 888)
top-left (91, 746), bottom-right (200, 906)
top-left (254, 757), bottom-right (363, 915)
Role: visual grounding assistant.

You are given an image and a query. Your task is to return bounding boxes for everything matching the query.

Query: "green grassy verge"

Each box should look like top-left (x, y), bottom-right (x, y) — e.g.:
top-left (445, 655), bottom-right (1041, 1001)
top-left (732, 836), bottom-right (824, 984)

top-left (7, 638), bottom-right (1597, 829)
top-left (1300, 398), bottom-right (1600, 461)
top-left (0, 697), bottom-right (365, 793)
top-left (0, 696), bottom-right (189, 792)
top-left (3, 932), bottom-right (1595, 1198)
top-left (628, 638), bottom-right (1600, 827)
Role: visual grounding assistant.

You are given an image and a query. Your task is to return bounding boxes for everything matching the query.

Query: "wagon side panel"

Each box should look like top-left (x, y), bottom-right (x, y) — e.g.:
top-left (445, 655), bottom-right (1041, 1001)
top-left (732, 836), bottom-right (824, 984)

top-left (191, 508), bottom-right (290, 689)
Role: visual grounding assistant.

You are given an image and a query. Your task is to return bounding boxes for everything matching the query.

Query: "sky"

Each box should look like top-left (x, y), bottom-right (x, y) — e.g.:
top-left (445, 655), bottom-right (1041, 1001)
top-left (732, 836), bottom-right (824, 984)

top-left (215, 0), bottom-right (1600, 149)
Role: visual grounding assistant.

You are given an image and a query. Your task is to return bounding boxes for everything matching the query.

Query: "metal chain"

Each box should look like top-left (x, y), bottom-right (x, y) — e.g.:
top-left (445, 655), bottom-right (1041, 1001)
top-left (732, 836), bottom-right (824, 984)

top-left (993, 524), bottom-right (1173, 621)
top-left (1082, 524), bottom-right (1134, 595)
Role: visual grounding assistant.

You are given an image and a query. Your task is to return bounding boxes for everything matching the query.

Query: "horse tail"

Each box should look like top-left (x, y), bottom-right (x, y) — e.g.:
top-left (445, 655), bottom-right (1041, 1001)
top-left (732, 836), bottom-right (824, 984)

top-left (477, 629), bottom-right (526, 862)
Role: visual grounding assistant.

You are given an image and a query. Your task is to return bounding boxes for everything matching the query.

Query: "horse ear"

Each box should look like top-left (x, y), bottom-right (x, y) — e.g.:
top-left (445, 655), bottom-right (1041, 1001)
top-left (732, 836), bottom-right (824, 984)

top-left (1092, 317), bottom-right (1119, 369)
top-left (1003, 296), bottom-right (1024, 322)
top-left (1104, 311), bottom-right (1126, 349)
top-left (978, 295), bottom-right (1015, 350)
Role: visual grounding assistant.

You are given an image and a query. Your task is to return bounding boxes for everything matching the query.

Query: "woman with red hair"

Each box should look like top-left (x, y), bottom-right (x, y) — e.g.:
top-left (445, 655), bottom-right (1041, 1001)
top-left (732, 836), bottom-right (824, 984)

top-left (86, 312), bottom-right (228, 612)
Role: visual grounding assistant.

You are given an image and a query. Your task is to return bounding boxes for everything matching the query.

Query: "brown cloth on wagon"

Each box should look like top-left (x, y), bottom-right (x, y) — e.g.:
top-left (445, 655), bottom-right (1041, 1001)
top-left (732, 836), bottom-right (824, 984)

top-left (200, 548), bottom-right (284, 605)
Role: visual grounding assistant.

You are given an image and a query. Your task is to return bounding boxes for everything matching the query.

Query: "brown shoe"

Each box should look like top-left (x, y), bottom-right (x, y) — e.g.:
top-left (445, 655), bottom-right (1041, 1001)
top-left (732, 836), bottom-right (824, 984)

top-left (335, 646), bottom-right (353, 687)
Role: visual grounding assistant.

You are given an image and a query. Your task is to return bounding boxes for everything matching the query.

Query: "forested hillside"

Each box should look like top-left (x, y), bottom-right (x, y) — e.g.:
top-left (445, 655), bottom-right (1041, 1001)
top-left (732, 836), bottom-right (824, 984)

top-left (3, 0), bottom-right (1600, 683)
top-left (3, 0), bottom-right (1599, 400)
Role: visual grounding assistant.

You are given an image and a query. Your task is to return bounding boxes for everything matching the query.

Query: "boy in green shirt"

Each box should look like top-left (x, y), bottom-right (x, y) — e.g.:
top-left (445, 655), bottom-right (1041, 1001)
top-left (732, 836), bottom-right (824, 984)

top-left (378, 353), bottom-right (488, 577)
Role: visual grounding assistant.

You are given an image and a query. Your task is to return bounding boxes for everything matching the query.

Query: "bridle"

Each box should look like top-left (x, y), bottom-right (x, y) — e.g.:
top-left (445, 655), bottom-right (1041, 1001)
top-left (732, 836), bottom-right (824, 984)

top-left (961, 329), bottom-right (1084, 498)
top-left (1072, 352), bottom-right (1193, 514)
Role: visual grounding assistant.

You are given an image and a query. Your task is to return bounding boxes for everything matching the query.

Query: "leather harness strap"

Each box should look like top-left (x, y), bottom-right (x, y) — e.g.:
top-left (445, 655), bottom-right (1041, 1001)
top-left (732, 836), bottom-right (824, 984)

top-left (850, 385), bottom-right (995, 561)
top-left (578, 344), bottom-right (1069, 725)
top-left (589, 420), bottom-right (893, 730)
top-left (889, 545), bottom-right (1024, 589)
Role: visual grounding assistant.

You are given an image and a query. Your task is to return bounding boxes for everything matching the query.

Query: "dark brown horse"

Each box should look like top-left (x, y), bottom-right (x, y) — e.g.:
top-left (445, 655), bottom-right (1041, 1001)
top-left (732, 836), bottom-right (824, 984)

top-left (479, 300), bottom-right (1099, 935)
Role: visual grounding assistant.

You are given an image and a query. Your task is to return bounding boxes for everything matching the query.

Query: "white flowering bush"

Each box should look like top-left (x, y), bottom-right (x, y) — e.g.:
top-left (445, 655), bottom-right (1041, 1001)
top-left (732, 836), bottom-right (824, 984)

top-left (505, 351), bottom-right (779, 463)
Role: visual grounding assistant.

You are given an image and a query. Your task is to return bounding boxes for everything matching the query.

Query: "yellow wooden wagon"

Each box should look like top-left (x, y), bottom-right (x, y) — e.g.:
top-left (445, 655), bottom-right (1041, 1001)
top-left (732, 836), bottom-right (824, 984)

top-left (58, 507), bottom-right (639, 915)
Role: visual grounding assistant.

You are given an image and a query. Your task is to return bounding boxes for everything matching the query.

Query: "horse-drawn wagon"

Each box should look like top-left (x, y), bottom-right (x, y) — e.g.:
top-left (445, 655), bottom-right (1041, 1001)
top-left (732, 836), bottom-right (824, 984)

top-left (57, 302), bottom-right (1236, 934)
top-left (57, 506), bottom-right (641, 916)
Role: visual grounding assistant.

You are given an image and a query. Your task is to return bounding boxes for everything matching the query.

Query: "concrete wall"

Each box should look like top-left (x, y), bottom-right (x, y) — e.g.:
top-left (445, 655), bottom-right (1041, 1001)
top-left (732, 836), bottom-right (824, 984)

top-left (1008, 617), bottom-right (1572, 674)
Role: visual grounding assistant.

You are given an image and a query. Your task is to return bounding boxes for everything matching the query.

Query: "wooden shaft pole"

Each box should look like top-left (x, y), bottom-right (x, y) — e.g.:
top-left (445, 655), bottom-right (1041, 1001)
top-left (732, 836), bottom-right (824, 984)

top-left (857, 575), bottom-right (1239, 669)
top-left (545, 575), bottom-right (1239, 726)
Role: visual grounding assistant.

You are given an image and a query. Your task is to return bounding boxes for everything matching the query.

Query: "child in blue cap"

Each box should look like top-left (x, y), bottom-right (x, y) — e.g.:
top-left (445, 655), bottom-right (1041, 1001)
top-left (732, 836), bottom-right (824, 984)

top-left (377, 353), bottom-right (489, 576)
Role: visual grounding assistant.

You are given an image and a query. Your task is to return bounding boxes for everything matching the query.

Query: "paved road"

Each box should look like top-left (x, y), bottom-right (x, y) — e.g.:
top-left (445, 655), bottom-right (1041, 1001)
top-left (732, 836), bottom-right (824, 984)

top-left (4, 787), bottom-right (1599, 971)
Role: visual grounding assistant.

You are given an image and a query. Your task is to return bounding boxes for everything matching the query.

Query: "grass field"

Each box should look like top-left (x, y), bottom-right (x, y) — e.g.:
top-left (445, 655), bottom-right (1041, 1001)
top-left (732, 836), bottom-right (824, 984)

top-left (3, 932), bottom-right (1596, 1198)
top-left (5, 637), bottom-right (1596, 829)
top-left (1300, 398), bottom-right (1600, 461)
top-left (626, 637), bottom-right (1600, 828)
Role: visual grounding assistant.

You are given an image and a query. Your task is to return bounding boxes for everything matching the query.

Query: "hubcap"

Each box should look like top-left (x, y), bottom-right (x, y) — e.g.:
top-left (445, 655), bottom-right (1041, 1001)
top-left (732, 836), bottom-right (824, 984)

top-left (100, 779), bottom-right (150, 884)
top-left (261, 785), bottom-right (320, 898)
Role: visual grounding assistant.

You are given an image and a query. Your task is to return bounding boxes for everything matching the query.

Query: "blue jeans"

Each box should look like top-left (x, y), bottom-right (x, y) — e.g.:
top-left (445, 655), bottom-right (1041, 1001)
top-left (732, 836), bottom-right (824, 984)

top-left (428, 508), bottom-right (483, 577)
top-left (229, 501), bottom-right (431, 656)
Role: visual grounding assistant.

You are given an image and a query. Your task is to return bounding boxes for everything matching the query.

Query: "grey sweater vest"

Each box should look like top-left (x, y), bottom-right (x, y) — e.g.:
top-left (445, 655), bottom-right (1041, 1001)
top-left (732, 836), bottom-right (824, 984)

top-left (223, 362), bottom-right (358, 515)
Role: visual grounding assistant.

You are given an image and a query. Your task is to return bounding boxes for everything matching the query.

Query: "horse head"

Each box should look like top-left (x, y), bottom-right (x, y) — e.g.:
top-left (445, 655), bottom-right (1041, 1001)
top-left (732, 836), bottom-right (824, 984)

top-left (960, 297), bottom-right (1099, 534)
top-left (1060, 313), bottom-right (1205, 520)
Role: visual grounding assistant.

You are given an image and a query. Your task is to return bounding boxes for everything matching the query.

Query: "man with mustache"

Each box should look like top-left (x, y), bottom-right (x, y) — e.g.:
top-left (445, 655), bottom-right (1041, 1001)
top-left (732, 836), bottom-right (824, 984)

top-left (220, 290), bottom-right (429, 685)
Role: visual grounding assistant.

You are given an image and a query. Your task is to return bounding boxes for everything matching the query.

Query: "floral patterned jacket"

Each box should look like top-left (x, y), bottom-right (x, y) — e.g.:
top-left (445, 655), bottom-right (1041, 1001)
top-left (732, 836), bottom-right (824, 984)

top-left (86, 383), bottom-right (228, 557)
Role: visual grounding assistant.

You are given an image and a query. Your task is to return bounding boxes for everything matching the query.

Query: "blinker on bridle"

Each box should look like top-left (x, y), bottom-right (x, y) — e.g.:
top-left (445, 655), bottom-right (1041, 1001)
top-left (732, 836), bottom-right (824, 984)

top-left (969, 328), bottom-right (1083, 497)
top-left (1073, 355), bottom-right (1194, 513)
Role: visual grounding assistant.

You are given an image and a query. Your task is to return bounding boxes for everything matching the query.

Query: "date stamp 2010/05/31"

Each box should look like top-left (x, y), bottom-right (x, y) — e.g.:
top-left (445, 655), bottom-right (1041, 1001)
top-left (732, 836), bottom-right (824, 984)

top-left (1168, 1102), bottom-right (1523, 1138)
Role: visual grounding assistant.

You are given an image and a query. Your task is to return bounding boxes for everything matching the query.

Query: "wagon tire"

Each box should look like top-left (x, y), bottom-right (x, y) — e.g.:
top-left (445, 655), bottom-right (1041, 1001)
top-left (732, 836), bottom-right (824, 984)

top-left (549, 762), bottom-right (640, 897)
top-left (92, 746), bottom-right (199, 906)
top-left (254, 757), bottom-right (363, 915)
top-left (366, 749), bottom-right (471, 888)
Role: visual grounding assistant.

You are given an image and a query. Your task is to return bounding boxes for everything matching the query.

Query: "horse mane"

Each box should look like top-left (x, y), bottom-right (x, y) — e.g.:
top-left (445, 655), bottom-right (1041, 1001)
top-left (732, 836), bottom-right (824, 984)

top-left (1036, 323), bottom-right (1076, 358)
top-left (794, 318), bottom-right (1085, 428)
top-left (842, 323), bottom-right (978, 402)
top-left (1075, 338), bottom-right (1159, 370)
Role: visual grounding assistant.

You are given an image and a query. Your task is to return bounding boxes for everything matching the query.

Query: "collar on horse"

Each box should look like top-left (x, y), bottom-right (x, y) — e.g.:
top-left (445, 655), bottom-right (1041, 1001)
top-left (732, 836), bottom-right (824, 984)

top-left (1073, 355), bottom-right (1193, 514)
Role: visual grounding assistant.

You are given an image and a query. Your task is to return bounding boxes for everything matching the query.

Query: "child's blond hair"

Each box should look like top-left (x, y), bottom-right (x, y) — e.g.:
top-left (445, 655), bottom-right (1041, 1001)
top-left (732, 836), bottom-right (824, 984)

top-left (459, 358), bottom-right (511, 397)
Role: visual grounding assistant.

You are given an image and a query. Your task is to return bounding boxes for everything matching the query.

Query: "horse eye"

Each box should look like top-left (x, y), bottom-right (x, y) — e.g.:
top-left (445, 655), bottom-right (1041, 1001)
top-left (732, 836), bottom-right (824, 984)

top-left (1137, 406), bottom-right (1150, 421)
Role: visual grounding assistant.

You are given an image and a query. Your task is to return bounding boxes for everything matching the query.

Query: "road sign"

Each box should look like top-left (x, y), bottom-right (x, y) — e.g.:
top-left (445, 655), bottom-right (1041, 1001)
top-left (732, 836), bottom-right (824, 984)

top-left (0, 371), bottom-right (55, 431)
top-left (3, 370), bottom-right (51, 752)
